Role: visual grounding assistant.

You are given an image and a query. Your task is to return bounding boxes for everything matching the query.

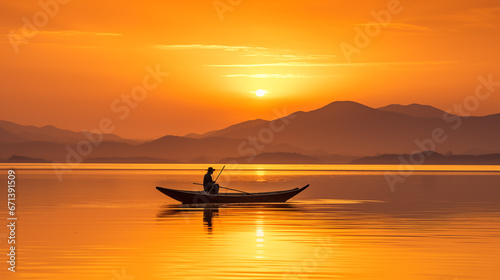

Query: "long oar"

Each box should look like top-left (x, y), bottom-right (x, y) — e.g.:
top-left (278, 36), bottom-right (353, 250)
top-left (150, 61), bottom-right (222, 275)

top-left (214, 165), bottom-right (225, 183)
top-left (192, 183), bottom-right (251, 195)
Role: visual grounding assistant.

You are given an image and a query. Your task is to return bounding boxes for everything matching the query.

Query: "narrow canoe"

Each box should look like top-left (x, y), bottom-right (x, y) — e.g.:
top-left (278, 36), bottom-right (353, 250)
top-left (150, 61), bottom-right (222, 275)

top-left (156, 185), bottom-right (309, 204)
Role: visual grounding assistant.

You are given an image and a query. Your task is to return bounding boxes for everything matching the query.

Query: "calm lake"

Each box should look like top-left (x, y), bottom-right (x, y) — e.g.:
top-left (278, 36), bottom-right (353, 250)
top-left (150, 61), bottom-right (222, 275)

top-left (1, 164), bottom-right (499, 280)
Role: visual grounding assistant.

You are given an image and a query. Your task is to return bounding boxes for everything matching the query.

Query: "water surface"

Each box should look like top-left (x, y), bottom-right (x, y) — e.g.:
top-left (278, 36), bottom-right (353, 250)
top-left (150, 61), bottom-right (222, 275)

top-left (0, 164), bottom-right (499, 279)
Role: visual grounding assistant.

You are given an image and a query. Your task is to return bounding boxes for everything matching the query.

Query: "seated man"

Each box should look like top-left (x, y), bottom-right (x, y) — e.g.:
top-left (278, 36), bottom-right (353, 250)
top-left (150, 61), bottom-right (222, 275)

top-left (203, 167), bottom-right (219, 194)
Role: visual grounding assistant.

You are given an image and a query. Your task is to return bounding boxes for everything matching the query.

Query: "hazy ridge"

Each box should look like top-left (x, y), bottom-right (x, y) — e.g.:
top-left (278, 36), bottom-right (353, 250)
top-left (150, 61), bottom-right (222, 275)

top-left (1, 101), bottom-right (499, 164)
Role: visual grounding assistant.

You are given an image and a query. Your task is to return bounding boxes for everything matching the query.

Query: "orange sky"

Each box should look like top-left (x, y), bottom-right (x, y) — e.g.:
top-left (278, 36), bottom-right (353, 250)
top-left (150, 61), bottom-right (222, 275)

top-left (1, 0), bottom-right (499, 139)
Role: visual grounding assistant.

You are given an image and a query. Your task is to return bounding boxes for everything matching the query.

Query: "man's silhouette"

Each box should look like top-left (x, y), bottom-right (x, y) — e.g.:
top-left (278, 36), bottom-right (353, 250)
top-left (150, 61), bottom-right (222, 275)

top-left (203, 167), bottom-right (219, 194)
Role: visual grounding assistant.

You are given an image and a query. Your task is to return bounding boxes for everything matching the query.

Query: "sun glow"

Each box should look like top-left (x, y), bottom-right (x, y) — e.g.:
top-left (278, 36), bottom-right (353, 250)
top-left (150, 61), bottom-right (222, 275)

top-left (255, 89), bottom-right (267, 97)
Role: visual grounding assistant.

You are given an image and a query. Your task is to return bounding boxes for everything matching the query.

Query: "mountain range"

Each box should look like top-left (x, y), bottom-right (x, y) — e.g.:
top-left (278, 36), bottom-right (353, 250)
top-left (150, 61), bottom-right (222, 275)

top-left (1, 101), bottom-right (499, 164)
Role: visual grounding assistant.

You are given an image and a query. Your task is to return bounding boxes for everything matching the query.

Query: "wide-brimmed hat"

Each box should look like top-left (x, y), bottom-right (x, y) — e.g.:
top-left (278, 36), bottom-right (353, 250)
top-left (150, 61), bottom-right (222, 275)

top-left (207, 167), bottom-right (215, 172)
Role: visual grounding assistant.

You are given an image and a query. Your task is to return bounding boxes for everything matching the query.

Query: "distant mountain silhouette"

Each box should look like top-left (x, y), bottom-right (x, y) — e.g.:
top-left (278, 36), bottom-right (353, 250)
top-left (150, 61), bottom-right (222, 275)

top-left (0, 135), bottom-right (306, 163)
top-left (185, 119), bottom-right (268, 138)
top-left (0, 141), bottom-right (73, 162)
top-left (131, 135), bottom-right (306, 162)
top-left (220, 152), bottom-right (322, 164)
top-left (463, 147), bottom-right (500, 155)
top-left (0, 120), bottom-right (134, 144)
top-left (351, 151), bottom-right (500, 165)
top-left (1, 100), bottom-right (499, 163)
top-left (192, 101), bottom-right (500, 156)
top-left (0, 127), bottom-right (25, 143)
top-left (83, 157), bottom-right (178, 163)
top-left (378, 103), bottom-right (452, 118)
top-left (4, 155), bottom-right (49, 163)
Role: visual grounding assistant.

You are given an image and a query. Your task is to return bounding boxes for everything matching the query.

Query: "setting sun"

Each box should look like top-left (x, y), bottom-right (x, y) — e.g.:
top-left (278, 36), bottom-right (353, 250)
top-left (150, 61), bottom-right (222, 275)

top-left (255, 89), bottom-right (267, 97)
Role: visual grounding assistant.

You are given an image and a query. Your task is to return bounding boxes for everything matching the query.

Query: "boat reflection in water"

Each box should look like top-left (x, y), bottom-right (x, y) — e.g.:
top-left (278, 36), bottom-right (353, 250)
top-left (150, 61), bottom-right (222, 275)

top-left (203, 206), bottom-right (219, 232)
top-left (157, 203), bottom-right (297, 233)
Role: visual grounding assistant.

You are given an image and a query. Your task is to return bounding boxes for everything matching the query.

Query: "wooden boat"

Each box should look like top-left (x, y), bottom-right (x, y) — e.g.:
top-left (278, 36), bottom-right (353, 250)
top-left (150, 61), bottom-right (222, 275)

top-left (156, 185), bottom-right (309, 204)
